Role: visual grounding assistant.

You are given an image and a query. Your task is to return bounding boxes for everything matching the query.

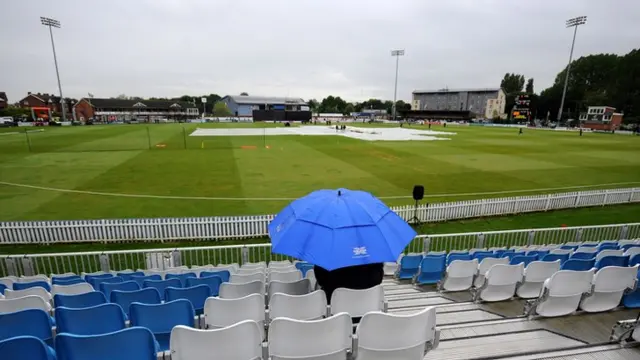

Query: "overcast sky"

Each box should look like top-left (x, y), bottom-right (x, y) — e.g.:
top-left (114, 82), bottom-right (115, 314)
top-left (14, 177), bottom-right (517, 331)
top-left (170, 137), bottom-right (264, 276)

top-left (2, 0), bottom-right (639, 103)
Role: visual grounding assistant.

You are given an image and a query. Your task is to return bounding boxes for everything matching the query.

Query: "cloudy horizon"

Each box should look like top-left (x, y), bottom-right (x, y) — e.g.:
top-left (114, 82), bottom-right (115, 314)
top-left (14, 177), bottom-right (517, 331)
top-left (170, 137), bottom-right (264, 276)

top-left (1, 0), bottom-right (639, 103)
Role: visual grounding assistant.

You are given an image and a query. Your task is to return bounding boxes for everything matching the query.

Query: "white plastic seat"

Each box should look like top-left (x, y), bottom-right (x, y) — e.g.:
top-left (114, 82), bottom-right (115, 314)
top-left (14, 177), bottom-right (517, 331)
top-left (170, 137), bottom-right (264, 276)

top-left (489, 247), bottom-right (507, 252)
top-left (595, 249), bottom-right (624, 262)
top-left (474, 257), bottom-right (509, 287)
top-left (269, 313), bottom-right (352, 360)
top-left (439, 259), bottom-right (478, 292)
top-left (242, 262), bottom-right (266, 272)
top-left (330, 285), bottom-right (385, 318)
top-left (565, 242), bottom-right (581, 247)
top-left (219, 280), bottom-right (265, 299)
top-left (306, 269), bottom-right (317, 290)
top-left (268, 291), bottom-right (327, 322)
top-left (575, 247), bottom-right (597, 254)
top-left (4, 287), bottom-right (52, 303)
top-left (0, 276), bottom-right (18, 289)
top-left (532, 269), bottom-right (595, 317)
top-left (624, 247), bottom-right (640, 258)
top-left (550, 249), bottom-right (572, 255)
top-left (0, 295), bottom-right (52, 313)
top-left (170, 320), bottom-right (263, 360)
top-left (618, 240), bottom-right (639, 247)
top-left (268, 260), bottom-right (292, 268)
top-left (269, 270), bottom-right (302, 283)
top-left (204, 294), bottom-right (266, 339)
top-left (580, 241), bottom-right (599, 247)
top-left (268, 279), bottom-right (311, 298)
top-left (383, 262), bottom-right (398, 276)
top-left (426, 251), bottom-right (446, 256)
top-left (231, 272), bottom-right (265, 284)
top-left (82, 271), bottom-right (111, 277)
top-left (516, 260), bottom-right (561, 299)
top-left (269, 265), bottom-right (297, 273)
top-left (355, 306), bottom-right (438, 360)
top-left (580, 265), bottom-right (639, 313)
top-left (215, 263), bottom-right (239, 274)
top-left (237, 267), bottom-right (266, 275)
top-left (51, 282), bottom-right (94, 296)
top-left (476, 263), bottom-right (524, 302)
top-left (51, 272), bottom-right (76, 278)
top-left (19, 275), bottom-right (50, 283)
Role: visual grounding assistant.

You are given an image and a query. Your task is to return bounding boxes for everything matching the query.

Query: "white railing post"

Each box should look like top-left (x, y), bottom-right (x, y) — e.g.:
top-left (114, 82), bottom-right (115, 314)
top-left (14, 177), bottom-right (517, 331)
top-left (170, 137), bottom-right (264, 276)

top-left (544, 194), bottom-right (552, 211)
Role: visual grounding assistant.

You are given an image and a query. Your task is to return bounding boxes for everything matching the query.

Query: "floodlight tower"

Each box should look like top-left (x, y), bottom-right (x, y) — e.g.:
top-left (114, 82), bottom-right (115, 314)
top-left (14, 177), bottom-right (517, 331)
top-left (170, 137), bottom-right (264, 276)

top-left (41, 16), bottom-right (67, 121)
top-left (391, 49), bottom-right (405, 121)
top-left (557, 16), bottom-right (587, 123)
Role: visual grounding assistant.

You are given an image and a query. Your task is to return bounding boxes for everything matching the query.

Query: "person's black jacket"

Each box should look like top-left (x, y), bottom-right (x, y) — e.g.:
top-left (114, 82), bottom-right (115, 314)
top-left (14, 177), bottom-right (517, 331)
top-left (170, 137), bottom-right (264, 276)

top-left (313, 263), bottom-right (384, 304)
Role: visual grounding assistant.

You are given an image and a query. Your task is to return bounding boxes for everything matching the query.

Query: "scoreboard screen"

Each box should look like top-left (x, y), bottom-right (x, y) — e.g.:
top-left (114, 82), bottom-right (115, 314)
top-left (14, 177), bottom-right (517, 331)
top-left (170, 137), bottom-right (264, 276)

top-left (512, 95), bottom-right (531, 120)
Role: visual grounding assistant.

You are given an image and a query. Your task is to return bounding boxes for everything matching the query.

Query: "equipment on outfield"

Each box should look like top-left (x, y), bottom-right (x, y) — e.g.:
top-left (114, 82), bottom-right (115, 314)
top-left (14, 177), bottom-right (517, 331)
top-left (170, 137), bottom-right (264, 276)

top-left (411, 185), bottom-right (425, 224)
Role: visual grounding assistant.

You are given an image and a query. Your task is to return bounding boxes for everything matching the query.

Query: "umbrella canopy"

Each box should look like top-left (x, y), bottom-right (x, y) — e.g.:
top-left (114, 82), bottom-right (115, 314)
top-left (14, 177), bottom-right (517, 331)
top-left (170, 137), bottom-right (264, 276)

top-left (268, 188), bottom-right (417, 271)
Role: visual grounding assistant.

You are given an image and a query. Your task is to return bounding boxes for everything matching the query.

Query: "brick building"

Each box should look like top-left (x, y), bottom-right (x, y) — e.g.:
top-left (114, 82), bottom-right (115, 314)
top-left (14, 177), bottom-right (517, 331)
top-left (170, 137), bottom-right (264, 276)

top-left (0, 92), bottom-right (7, 110)
top-left (18, 92), bottom-right (74, 115)
top-left (72, 98), bottom-right (199, 122)
top-left (579, 106), bottom-right (624, 131)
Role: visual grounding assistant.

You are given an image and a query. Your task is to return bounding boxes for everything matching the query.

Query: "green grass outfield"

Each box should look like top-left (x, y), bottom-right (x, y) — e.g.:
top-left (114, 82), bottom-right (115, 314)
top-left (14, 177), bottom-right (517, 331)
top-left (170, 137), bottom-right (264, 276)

top-left (0, 123), bottom-right (639, 221)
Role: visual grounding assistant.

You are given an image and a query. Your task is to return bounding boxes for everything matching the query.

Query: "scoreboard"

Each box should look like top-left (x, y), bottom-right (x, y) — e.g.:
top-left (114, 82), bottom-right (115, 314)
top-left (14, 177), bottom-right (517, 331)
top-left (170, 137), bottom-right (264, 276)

top-left (512, 94), bottom-right (531, 120)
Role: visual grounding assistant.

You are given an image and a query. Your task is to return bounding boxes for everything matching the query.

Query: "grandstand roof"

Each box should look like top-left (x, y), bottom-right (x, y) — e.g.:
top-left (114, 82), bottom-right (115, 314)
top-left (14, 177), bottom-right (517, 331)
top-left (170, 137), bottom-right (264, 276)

top-left (80, 98), bottom-right (197, 109)
top-left (223, 95), bottom-right (307, 105)
top-left (412, 88), bottom-right (502, 94)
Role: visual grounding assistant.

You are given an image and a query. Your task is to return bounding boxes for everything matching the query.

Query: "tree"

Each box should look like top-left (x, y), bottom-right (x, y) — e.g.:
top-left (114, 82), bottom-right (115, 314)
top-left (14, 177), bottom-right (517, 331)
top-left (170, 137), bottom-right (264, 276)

top-left (240, 92), bottom-right (249, 96)
top-left (500, 73), bottom-right (526, 94)
top-left (344, 103), bottom-right (355, 115)
top-left (212, 101), bottom-right (232, 116)
top-left (526, 78), bottom-right (534, 94)
top-left (307, 99), bottom-right (319, 111)
top-left (318, 96), bottom-right (348, 113)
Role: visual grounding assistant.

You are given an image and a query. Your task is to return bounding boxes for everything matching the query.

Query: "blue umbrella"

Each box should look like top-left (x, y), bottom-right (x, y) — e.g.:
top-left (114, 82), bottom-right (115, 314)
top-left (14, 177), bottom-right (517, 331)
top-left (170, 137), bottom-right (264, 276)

top-left (268, 188), bottom-right (417, 271)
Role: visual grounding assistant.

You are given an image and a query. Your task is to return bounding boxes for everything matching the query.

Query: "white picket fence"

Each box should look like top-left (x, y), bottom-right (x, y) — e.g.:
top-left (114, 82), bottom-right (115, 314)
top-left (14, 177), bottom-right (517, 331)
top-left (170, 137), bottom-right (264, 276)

top-left (0, 187), bottom-right (638, 245)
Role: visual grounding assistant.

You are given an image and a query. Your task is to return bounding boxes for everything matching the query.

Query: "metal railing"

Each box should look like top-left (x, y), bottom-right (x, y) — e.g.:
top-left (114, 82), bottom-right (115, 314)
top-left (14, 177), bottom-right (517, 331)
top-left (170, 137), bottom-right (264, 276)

top-left (0, 187), bottom-right (638, 245)
top-left (2, 223), bottom-right (638, 277)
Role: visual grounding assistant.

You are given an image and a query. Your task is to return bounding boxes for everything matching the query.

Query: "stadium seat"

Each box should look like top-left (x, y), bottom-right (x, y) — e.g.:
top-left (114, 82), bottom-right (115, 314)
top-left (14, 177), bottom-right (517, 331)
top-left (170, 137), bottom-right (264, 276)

top-left (0, 284), bottom-right (6, 295)
top-left (52, 275), bottom-right (82, 284)
top-left (501, 252), bottom-right (526, 261)
top-left (204, 294), bottom-right (265, 339)
top-left (306, 269), bottom-right (317, 290)
top-left (142, 278), bottom-right (181, 301)
top-left (561, 259), bottom-right (595, 271)
top-left (269, 270), bottom-right (303, 283)
top-left (541, 253), bottom-right (570, 264)
top-left (269, 313), bottom-right (352, 360)
top-left (575, 246), bottom-right (597, 254)
top-left (330, 285), bottom-right (385, 318)
top-left (269, 260), bottom-right (292, 268)
top-left (237, 267), bottom-right (266, 276)
top-left (13, 281), bottom-right (51, 292)
top-left (526, 250), bottom-right (549, 259)
top-left (89, 277), bottom-right (123, 293)
top-left (580, 265), bottom-right (638, 313)
top-left (165, 285), bottom-right (210, 315)
top-left (0, 309), bottom-right (54, 345)
top-left (595, 255), bottom-right (630, 269)
top-left (270, 265), bottom-right (297, 274)
top-left (186, 275), bottom-right (223, 296)
top-left (243, 261), bottom-right (266, 269)
top-left (596, 249), bottom-right (624, 262)
top-left (268, 291), bottom-right (327, 322)
top-left (0, 277), bottom-right (17, 289)
top-left (550, 249), bottom-right (573, 255)
top-left (622, 270), bottom-right (640, 309)
top-left (52, 277), bottom-right (86, 286)
top-left (0, 336), bottom-right (55, 360)
top-left (415, 256), bottom-right (446, 285)
top-left (268, 279), bottom-right (311, 298)
top-left (116, 271), bottom-right (145, 281)
top-left (475, 257), bottom-right (509, 288)
top-left (130, 299), bottom-right (194, 351)
top-left (130, 274), bottom-right (162, 287)
top-left (560, 245), bottom-right (579, 251)
top-left (570, 251), bottom-right (596, 260)
top-left (469, 248), bottom-right (488, 255)
top-left (439, 259), bottom-right (478, 292)
top-left (530, 269), bottom-right (595, 317)
top-left (355, 307), bottom-right (438, 359)
top-left (19, 275), bottom-right (50, 283)
top-left (631, 254), bottom-right (640, 267)
top-left (472, 252), bottom-right (497, 262)
top-left (219, 280), bottom-right (265, 299)
top-left (55, 326), bottom-right (157, 360)
top-left (230, 272), bottom-right (265, 284)
top-left (53, 291), bottom-right (107, 309)
top-left (143, 269), bottom-right (169, 279)
top-left (212, 263), bottom-right (239, 274)
top-left (199, 270), bottom-right (230, 283)
top-left (4, 287), bottom-right (52, 304)
top-left (396, 254), bottom-right (423, 280)
top-left (84, 273), bottom-right (113, 286)
top-left (516, 260), bottom-right (561, 299)
top-left (621, 243), bottom-right (640, 252)
top-left (55, 303), bottom-right (126, 336)
top-left (99, 280), bottom-right (140, 300)
top-left (446, 253), bottom-right (471, 265)
top-left (110, 288), bottom-right (162, 318)
top-left (166, 272), bottom-right (197, 287)
top-left (597, 243), bottom-right (619, 251)
top-left (475, 263), bottom-right (524, 302)
top-left (579, 241), bottom-right (599, 247)
top-left (0, 295), bottom-right (52, 313)
top-left (170, 321), bottom-right (262, 360)
top-left (295, 262), bottom-right (314, 277)
top-left (623, 247), bottom-right (640, 259)
top-left (510, 255), bottom-right (537, 266)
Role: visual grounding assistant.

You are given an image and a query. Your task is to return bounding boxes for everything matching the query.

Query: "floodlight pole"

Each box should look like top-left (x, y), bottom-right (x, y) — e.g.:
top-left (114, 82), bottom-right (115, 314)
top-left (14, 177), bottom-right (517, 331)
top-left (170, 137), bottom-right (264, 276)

top-left (41, 17), bottom-right (66, 122)
top-left (391, 50), bottom-right (405, 121)
top-left (557, 16), bottom-right (587, 124)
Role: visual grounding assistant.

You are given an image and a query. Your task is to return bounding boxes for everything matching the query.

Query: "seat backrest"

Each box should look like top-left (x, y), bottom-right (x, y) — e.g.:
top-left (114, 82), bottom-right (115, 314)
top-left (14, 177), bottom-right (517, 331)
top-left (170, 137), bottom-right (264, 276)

top-left (623, 247), bottom-right (640, 259)
top-left (204, 294), bottom-right (265, 330)
top-left (597, 243), bottom-right (619, 251)
top-left (100, 281), bottom-right (140, 300)
top-left (186, 275), bottom-right (223, 296)
top-left (130, 299), bottom-right (194, 334)
top-left (56, 303), bottom-right (126, 336)
top-left (230, 272), bottom-right (264, 284)
top-left (524, 260), bottom-right (561, 282)
top-left (199, 270), bottom-right (230, 283)
top-left (0, 335), bottom-right (53, 360)
top-left (541, 253), bottom-right (570, 264)
top-left (446, 253), bottom-right (472, 265)
top-left (526, 250), bottom-right (549, 259)
top-left (269, 270), bottom-right (303, 283)
top-left (165, 285), bottom-right (210, 312)
top-left (268, 279), bottom-right (311, 298)
top-left (110, 288), bottom-right (161, 317)
top-left (356, 307), bottom-right (437, 358)
top-left (0, 277), bottom-right (17, 289)
top-left (19, 275), bottom-right (50, 283)
top-left (170, 321), bottom-right (262, 360)
top-left (473, 252), bottom-right (498, 262)
top-left (596, 249), bottom-right (624, 262)
top-left (130, 274), bottom-right (162, 287)
top-left (469, 248), bottom-right (488, 255)
top-left (478, 257), bottom-right (509, 275)
top-left (52, 275), bottom-right (82, 285)
top-left (592, 265), bottom-right (638, 292)
top-left (399, 255), bottom-right (422, 269)
top-left (89, 277), bottom-right (123, 292)
top-left (561, 259), bottom-right (595, 271)
top-left (0, 295), bottom-right (51, 313)
top-left (213, 263), bottom-right (239, 274)
top-left (142, 278), bottom-right (181, 300)
top-left (570, 252), bottom-right (596, 260)
top-left (85, 274), bottom-right (114, 287)
top-left (219, 280), bottom-right (265, 299)
top-left (550, 249), bottom-right (572, 255)
top-left (52, 282), bottom-right (94, 297)
top-left (509, 255), bottom-right (537, 266)
top-left (596, 255), bottom-right (630, 269)
top-left (419, 256), bottom-right (446, 273)
top-left (269, 260), bottom-right (292, 268)
top-left (575, 247), bottom-right (597, 253)
top-left (631, 254), bottom-right (640, 267)
top-left (13, 281), bottom-right (51, 292)
top-left (545, 269), bottom-right (595, 297)
top-left (485, 263), bottom-right (524, 286)
top-left (268, 291), bottom-right (327, 321)
top-left (269, 265), bottom-right (297, 274)
top-left (166, 273), bottom-right (197, 286)
top-left (269, 313), bottom-right (352, 359)
top-left (55, 326), bottom-right (157, 360)
top-left (330, 285), bottom-right (384, 317)
top-left (446, 259), bottom-right (478, 277)
top-left (53, 291), bottom-right (107, 309)
top-left (4, 287), bottom-right (51, 303)
top-left (0, 309), bottom-right (53, 342)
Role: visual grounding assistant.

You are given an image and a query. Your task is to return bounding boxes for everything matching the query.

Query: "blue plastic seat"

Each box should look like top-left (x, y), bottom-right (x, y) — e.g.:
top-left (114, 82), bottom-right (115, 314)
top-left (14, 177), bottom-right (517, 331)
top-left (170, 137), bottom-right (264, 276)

top-left (396, 255), bottom-right (423, 279)
top-left (110, 288), bottom-right (162, 318)
top-left (621, 244), bottom-right (640, 252)
top-left (0, 309), bottom-right (54, 346)
top-left (473, 253), bottom-right (498, 262)
top-left (186, 275), bottom-right (223, 296)
top-left (595, 255), bottom-right (629, 270)
top-left (84, 273), bottom-right (113, 284)
top-left (415, 256), bottom-right (446, 285)
top-left (55, 303), bottom-right (126, 336)
top-left (570, 252), bottom-right (596, 260)
top-left (494, 250), bottom-right (511, 257)
top-left (130, 299), bottom-right (195, 352)
top-left (630, 254), bottom-right (640, 267)
top-left (100, 280), bottom-right (140, 300)
top-left (54, 291), bottom-right (107, 309)
top-left (166, 273), bottom-right (197, 287)
top-left (142, 279), bottom-right (181, 301)
top-left (0, 336), bottom-right (56, 360)
top-left (579, 243), bottom-right (598, 248)
top-left (622, 271), bottom-right (640, 308)
top-left (117, 271), bottom-right (145, 281)
top-left (560, 245), bottom-right (579, 250)
top-left (52, 277), bottom-right (86, 286)
top-left (13, 281), bottom-right (51, 292)
top-left (541, 253), bottom-right (570, 264)
top-left (561, 259), bottom-right (595, 271)
top-left (509, 255), bottom-right (537, 266)
top-left (526, 250), bottom-right (549, 258)
top-left (294, 263), bottom-right (314, 277)
top-left (200, 270), bottom-right (230, 283)
top-left (89, 276), bottom-right (123, 291)
top-left (446, 253), bottom-right (471, 265)
top-left (55, 327), bottom-right (158, 360)
top-left (597, 243), bottom-right (619, 251)
top-left (0, 284), bottom-right (6, 295)
top-left (165, 285), bottom-right (209, 315)
top-left (130, 274), bottom-right (162, 287)
top-left (52, 275), bottom-right (82, 284)
top-left (501, 252), bottom-right (526, 261)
